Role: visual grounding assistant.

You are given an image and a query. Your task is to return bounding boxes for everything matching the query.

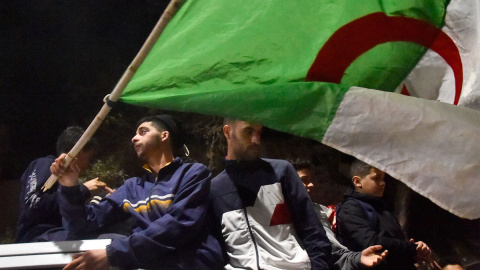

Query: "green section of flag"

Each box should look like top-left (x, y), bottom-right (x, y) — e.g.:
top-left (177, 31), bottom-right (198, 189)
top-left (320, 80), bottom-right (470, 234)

top-left (121, 0), bottom-right (448, 139)
top-left (123, 81), bottom-right (349, 141)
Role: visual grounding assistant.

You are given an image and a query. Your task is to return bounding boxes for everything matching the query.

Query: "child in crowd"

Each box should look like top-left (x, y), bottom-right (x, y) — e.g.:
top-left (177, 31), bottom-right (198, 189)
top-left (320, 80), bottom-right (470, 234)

top-left (290, 158), bottom-right (388, 270)
top-left (336, 159), bottom-right (434, 270)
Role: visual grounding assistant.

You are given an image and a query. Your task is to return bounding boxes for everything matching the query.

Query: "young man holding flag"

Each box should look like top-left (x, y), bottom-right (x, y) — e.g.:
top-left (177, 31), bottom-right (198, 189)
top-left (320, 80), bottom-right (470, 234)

top-left (51, 115), bottom-right (223, 270)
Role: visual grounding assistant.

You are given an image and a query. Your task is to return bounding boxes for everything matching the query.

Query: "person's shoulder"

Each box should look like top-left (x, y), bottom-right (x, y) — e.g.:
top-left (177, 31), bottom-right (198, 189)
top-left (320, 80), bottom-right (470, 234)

top-left (123, 176), bottom-right (142, 186)
top-left (38, 155), bottom-right (56, 161)
top-left (261, 158), bottom-right (294, 172)
top-left (21, 155), bottom-right (56, 180)
top-left (187, 161), bottom-right (209, 171)
top-left (342, 195), bottom-right (367, 207)
top-left (174, 161), bottom-right (212, 188)
top-left (209, 170), bottom-right (235, 199)
top-left (27, 155), bottom-right (56, 168)
top-left (318, 203), bottom-right (331, 214)
top-left (338, 197), bottom-right (374, 220)
top-left (211, 169), bottom-right (228, 187)
top-left (261, 158), bottom-right (290, 166)
top-left (180, 162), bottom-right (211, 180)
top-left (177, 158), bottom-right (209, 172)
top-left (263, 158), bottom-right (299, 178)
top-left (337, 196), bottom-right (356, 211)
top-left (339, 199), bottom-right (359, 212)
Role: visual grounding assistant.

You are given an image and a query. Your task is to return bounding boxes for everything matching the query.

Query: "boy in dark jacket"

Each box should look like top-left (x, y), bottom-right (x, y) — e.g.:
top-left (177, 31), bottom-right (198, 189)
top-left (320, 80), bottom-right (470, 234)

top-left (16, 126), bottom-right (111, 243)
top-left (290, 158), bottom-right (388, 270)
top-left (336, 159), bottom-right (433, 270)
top-left (51, 115), bottom-right (223, 270)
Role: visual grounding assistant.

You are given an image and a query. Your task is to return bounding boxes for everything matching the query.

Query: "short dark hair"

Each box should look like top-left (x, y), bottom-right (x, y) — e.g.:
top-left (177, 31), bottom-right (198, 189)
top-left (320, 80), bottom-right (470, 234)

top-left (136, 114), bottom-right (185, 150)
top-left (350, 159), bottom-right (374, 179)
top-left (56, 126), bottom-right (96, 156)
top-left (137, 116), bottom-right (169, 133)
top-left (223, 117), bottom-right (237, 126)
top-left (289, 158), bottom-right (312, 171)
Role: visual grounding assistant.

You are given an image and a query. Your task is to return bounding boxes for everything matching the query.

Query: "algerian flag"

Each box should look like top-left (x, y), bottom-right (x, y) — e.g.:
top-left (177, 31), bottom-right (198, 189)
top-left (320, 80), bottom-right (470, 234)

top-left (121, 0), bottom-right (480, 219)
top-left (398, 0), bottom-right (480, 108)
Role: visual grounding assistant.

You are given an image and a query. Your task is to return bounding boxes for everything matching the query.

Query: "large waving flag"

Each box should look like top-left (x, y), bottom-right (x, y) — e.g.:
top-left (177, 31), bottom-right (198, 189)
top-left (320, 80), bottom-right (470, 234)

top-left (121, 0), bottom-right (480, 219)
top-left (398, 0), bottom-right (480, 108)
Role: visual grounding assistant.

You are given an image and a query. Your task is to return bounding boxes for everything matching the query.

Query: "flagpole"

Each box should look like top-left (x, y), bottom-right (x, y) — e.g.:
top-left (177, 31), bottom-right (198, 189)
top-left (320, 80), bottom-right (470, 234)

top-left (42, 0), bottom-right (186, 191)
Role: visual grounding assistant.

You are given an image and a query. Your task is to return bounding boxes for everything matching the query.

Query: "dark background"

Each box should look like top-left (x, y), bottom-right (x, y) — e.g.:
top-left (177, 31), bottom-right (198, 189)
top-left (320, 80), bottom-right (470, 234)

top-left (0, 1), bottom-right (478, 268)
top-left (0, 0), bottom-right (168, 245)
top-left (0, 0), bottom-right (167, 178)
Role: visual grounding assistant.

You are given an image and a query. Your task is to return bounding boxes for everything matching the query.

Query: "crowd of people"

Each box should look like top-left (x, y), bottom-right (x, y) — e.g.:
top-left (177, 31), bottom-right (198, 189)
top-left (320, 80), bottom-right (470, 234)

top-left (15, 114), bottom-right (465, 270)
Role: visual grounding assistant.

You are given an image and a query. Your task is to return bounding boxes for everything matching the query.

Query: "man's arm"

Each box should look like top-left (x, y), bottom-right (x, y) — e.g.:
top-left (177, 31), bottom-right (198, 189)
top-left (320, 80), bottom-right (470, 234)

top-left (51, 154), bottom-right (123, 236)
top-left (316, 203), bottom-right (387, 270)
top-left (82, 178), bottom-right (114, 197)
top-left (63, 250), bottom-right (109, 270)
top-left (282, 162), bottom-right (331, 270)
top-left (331, 245), bottom-right (387, 270)
top-left (58, 184), bottom-right (125, 236)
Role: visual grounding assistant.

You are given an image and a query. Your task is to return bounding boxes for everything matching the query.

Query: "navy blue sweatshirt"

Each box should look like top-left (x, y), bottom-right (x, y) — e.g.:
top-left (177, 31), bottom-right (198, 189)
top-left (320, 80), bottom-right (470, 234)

top-left (58, 158), bottom-right (223, 269)
top-left (16, 156), bottom-right (90, 243)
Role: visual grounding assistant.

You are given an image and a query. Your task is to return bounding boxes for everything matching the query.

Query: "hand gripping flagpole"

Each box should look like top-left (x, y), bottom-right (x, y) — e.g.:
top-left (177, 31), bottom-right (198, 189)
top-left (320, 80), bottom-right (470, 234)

top-left (42, 0), bottom-right (186, 191)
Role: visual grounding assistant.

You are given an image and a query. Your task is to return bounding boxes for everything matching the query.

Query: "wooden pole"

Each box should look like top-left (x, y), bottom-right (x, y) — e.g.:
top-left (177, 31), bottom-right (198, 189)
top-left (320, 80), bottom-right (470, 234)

top-left (42, 0), bottom-right (186, 191)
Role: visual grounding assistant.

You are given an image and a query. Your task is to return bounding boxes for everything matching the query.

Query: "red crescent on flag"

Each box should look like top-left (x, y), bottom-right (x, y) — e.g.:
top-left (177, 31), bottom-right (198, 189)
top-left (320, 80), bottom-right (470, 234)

top-left (306, 12), bottom-right (463, 105)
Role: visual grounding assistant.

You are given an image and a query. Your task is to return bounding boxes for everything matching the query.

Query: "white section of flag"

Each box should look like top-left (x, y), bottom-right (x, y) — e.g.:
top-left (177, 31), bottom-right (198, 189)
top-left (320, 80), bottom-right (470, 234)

top-left (323, 87), bottom-right (480, 219)
top-left (398, 0), bottom-right (480, 110)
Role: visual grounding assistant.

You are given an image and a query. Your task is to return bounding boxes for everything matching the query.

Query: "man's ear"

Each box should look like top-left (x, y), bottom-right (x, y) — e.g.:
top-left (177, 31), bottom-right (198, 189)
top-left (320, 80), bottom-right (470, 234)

top-left (161, 131), bottom-right (170, 142)
top-left (223, 125), bottom-right (231, 140)
top-left (352, 176), bottom-right (362, 188)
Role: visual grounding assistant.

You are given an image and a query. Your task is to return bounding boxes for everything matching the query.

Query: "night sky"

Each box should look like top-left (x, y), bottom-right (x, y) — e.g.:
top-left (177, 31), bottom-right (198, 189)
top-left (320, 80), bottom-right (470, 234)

top-left (0, 1), bottom-right (169, 178)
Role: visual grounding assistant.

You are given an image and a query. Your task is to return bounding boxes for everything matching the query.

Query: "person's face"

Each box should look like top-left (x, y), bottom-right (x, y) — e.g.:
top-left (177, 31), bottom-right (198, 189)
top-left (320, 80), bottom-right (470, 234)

top-left (76, 148), bottom-right (95, 172)
top-left (297, 168), bottom-right (315, 194)
top-left (225, 121), bottom-right (262, 162)
top-left (131, 121), bottom-right (165, 161)
top-left (353, 168), bottom-right (386, 197)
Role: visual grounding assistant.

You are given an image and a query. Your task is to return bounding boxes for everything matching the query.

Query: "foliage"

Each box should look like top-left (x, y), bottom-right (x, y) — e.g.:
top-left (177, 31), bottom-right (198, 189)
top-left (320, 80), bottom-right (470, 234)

top-left (80, 156), bottom-right (128, 189)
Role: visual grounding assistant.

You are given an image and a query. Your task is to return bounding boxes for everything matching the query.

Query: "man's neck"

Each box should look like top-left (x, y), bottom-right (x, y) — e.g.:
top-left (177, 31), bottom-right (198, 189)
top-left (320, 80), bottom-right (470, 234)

top-left (147, 153), bottom-right (175, 175)
top-left (226, 150), bottom-right (236, 161)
